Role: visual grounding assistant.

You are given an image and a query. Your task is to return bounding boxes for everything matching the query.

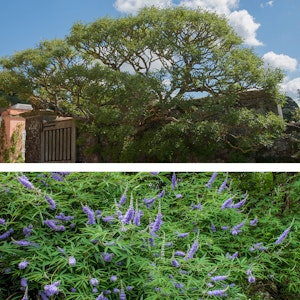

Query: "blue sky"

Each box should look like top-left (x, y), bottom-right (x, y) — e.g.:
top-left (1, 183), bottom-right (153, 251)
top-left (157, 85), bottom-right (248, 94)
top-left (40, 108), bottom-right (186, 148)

top-left (0, 0), bottom-right (299, 98)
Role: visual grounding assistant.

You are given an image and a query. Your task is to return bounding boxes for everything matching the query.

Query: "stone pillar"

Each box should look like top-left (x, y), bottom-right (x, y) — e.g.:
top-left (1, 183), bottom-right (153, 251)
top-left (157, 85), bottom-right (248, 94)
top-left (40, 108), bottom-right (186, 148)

top-left (21, 111), bottom-right (57, 163)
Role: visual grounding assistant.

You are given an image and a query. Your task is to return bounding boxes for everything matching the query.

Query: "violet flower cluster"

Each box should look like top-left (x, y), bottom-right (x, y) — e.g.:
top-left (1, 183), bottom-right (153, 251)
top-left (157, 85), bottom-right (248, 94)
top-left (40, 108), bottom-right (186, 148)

top-left (44, 195), bottom-right (57, 210)
top-left (247, 269), bottom-right (256, 283)
top-left (221, 197), bottom-right (233, 209)
top-left (44, 219), bottom-right (65, 231)
top-left (218, 178), bottom-right (227, 193)
top-left (249, 242), bottom-right (267, 252)
top-left (274, 225), bottom-right (292, 245)
top-left (119, 193), bottom-right (127, 205)
top-left (102, 252), bottom-right (113, 262)
top-left (231, 221), bottom-right (245, 235)
top-left (68, 256), bottom-right (76, 266)
top-left (13, 240), bottom-right (38, 247)
top-left (122, 205), bottom-right (134, 224)
top-left (185, 237), bottom-right (199, 260)
top-left (18, 260), bottom-right (29, 269)
top-left (205, 172), bottom-right (218, 188)
top-left (44, 281), bottom-right (60, 296)
top-left (171, 172), bottom-right (177, 189)
top-left (82, 205), bottom-right (96, 225)
top-left (0, 228), bottom-right (14, 240)
top-left (55, 212), bottom-right (74, 222)
top-left (250, 218), bottom-right (258, 226)
top-left (23, 224), bottom-right (33, 237)
top-left (17, 175), bottom-right (34, 190)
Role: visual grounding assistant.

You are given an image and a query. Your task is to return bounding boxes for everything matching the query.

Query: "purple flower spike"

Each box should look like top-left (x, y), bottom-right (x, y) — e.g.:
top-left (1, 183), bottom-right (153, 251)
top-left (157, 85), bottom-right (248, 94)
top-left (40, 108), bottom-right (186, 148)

top-left (177, 232), bottom-right (189, 238)
top-left (90, 278), bottom-right (99, 286)
top-left (248, 274), bottom-right (256, 283)
top-left (110, 275), bottom-right (118, 282)
top-left (211, 223), bottom-right (216, 233)
top-left (18, 260), bottom-right (29, 269)
top-left (44, 219), bottom-right (58, 230)
top-left (55, 213), bottom-right (74, 222)
top-left (250, 218), bottom-right (258, 226)
top-left (207, 289), bottom-right (227, 296)
top-left (120, 288), bottom-right (126, 300)
top-left (0, 228), bottom-right (14, 240)
top-left (102, 216), bottom-right (115, 223)
top-left (21, 277), bottom-right (28, 287)
top-left (174, 282), bottom-right (184, 289)
top-left (13, 240), bottom-right (38, 247)
top-left (133, 210), bottom-right (141, 226)
top-left (39, 292), bottom-right (49, 300)
top-left (44, 195), bottom-right (56, 210)
top-left (221, 197), bottom-right (233, 209)
top-left (44, 281), bottom-right (60, 296)
top-left (211, 275), bottom-right (228, 282)
top-left (191, 203), bottom-right (202, 210)
top-left (51, 173), bottom-right (63, 182)
top-left (274, 225), bottom-right (292, 245)
top-left (119, 193), bottom-right (127, 205)
top-left (174, 251), bottom-right (186, 257)
top-left (218, 179), bottom-right (227, 193)
top-left (158, 190), bottom-right (165, 198)
top-left (122, 206), bottom-right (134, 224)
top-left (185, 238), bottom-right (199, 260)
top-left (0, 218), bottom-right (5, 225)
top-left (82, 205), bottom-right (96, 225)
top-left (96, 293), bottom-right (108, 300)
top-left (23, 225), bottom-right (33, 237)
top-left (232, 199), bottom-right (246, 209)
top-left (68, 256), bottom-right (76, 266)
top-left (144, 197), bottom-right (156, 204)
top-left (152, 213), bottom-right (162, 232)
top-left (171, 258), bottom-right (181, 268)
top-left (18, 175), bottom-right (34, 190)
top-left (226, 251), bottom-right (238, 260)
top-left (171, 172), bottom-right (177, 189)
top-left (102, 252), bottom-right (113, 262)
top-left (149, 237), bottom-right (155, 247)
top-left (205, 172), bottom-right (218, 188)
top-left (231, 221), bottom-right (245, 235)
top-left (250, 242), bottom-right (267, 251)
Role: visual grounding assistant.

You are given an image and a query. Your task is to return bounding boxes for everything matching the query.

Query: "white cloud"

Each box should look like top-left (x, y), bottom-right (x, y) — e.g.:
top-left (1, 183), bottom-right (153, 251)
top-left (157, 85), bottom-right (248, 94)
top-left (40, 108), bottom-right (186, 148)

top-left (263, 51), bottom-right (298, 72)
top-left (114, 0), bottom-right (172, 14)
top-left (281, 77), bottom-right (300, 99)
top-left (228, 10), bottom-right (263, 46)
top-left (260, 1), bottom-right (274, 8)
top-left (179, 0), bottom-right (239, 15)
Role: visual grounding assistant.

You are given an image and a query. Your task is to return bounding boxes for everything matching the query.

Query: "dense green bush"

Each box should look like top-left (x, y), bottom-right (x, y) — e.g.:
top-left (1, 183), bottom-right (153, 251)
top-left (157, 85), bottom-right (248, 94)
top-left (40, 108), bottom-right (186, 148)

top-left (0, 172), bottom-right (299, 299)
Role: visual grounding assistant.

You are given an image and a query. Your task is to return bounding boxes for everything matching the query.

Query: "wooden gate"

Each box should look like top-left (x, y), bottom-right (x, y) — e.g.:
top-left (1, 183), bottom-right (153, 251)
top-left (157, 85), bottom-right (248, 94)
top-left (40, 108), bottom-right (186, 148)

top-left (41, 118), bottom-right (76, 163)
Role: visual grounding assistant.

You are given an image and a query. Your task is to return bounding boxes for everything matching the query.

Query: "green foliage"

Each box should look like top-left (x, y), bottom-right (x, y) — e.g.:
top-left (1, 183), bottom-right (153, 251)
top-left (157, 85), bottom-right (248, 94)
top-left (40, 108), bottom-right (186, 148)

top-left (282, 96), bottom-right (299, 122)
top-left (0, 172), bottom-right (299, 299)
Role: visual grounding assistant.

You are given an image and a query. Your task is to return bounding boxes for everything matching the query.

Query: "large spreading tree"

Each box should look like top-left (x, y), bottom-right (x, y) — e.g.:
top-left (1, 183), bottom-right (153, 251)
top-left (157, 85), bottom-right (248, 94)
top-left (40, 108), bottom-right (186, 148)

top-left (0, 7), bottom-right (285, 162)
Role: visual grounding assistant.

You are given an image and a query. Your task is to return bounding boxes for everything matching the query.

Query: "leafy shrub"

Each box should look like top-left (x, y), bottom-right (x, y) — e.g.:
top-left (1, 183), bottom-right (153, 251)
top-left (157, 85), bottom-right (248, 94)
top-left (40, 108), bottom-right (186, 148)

top-left (0, 172), bottom-right (299, 299)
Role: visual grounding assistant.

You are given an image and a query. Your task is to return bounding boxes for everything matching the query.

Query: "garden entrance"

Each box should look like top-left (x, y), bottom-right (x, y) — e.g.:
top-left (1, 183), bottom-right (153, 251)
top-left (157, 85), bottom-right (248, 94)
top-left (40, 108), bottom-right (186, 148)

top-left (22, 111), bottom-right (76, 163)
top-left (41, 118), bottom-right (76, 163)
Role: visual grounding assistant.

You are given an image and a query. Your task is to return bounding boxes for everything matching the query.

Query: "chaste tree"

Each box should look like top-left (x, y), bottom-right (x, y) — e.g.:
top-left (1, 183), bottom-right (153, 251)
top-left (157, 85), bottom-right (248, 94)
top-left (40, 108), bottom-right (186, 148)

top-left (0, 7), bottom-right (286, 162)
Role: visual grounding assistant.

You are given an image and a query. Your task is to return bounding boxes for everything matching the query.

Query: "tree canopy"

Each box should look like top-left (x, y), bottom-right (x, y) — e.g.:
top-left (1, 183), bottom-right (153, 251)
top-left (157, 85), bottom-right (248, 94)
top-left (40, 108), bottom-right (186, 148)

top-left (0, 7), bottom-right (286, 162)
